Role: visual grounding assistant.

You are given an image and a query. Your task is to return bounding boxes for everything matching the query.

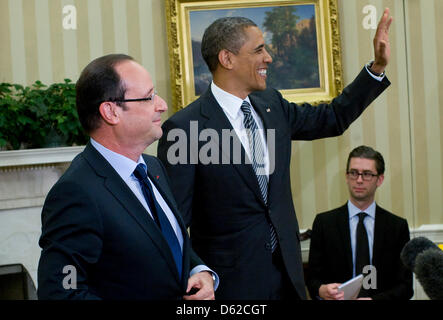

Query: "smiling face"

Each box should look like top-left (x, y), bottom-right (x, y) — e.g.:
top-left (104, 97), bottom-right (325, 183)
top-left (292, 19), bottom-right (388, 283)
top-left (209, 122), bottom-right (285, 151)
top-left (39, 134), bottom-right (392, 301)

top-left (346, 157), bottom-right (384, 207)
top-left (114, 60), bottom-right (167, 147)
top-left (229, 26), bottom-right (273, 98)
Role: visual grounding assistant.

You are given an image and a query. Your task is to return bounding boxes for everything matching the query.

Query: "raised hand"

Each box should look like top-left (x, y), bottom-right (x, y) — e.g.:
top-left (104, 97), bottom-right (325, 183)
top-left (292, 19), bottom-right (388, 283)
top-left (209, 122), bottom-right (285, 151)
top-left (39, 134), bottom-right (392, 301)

top-left (371, 8), bottom-right (393, 74)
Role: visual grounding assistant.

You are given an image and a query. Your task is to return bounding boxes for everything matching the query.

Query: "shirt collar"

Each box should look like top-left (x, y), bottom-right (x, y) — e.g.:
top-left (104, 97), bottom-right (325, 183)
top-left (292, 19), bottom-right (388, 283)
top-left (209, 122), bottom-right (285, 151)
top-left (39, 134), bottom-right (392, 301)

top-left (347, 200), bottom-right (376, 220)
top-left (90, 138), bottom-right (146, 181)
top-left (211, 81), bottom-right (252, 119)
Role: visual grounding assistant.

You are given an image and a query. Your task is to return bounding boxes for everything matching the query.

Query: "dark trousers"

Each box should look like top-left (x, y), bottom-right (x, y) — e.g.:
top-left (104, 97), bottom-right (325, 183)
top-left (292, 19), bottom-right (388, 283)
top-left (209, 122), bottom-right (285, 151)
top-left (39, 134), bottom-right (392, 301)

top-left (269, 246), bottom-right (300, 300)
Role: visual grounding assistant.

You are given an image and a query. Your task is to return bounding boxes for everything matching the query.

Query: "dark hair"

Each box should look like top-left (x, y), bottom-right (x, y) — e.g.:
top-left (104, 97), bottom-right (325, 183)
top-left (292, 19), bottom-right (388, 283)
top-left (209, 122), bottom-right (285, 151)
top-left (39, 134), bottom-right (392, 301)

top-left (201, 17), bottom-right (257, 72)
top-left (76, 54), bottom-right (134, 134)
top-left (346, 145), bottom-right (385, 175)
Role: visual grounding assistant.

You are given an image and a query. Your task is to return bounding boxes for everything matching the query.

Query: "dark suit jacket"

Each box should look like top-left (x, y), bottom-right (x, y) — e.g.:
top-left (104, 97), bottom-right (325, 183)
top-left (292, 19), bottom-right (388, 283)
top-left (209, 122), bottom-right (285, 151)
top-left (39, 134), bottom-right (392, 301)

top-left (37, 143), bottom-right (204, 300)
top-left (157, 67), bottom-right (390, 299)
top-left (306, 203), bottom-right (413, 300)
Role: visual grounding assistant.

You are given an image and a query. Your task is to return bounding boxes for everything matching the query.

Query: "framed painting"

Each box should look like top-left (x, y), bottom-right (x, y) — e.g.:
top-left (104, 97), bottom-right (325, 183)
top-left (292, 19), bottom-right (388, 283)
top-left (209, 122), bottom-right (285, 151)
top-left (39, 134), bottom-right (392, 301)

top-left (166, 0), bottom-right (343, 111)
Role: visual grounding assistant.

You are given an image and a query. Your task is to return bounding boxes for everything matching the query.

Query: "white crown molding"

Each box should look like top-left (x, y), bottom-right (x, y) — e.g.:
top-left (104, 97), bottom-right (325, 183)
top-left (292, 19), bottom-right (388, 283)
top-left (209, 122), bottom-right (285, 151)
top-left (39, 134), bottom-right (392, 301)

top-left (0, 146), bottom-right (85, 168)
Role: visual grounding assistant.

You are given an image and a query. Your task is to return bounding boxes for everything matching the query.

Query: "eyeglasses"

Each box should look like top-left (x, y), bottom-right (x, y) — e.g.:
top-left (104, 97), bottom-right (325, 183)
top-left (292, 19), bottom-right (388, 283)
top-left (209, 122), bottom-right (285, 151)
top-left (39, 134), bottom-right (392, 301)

top-left (109, 90), bottom-right (157, 103)
top-left (346, 170), bottom-right (379, 181)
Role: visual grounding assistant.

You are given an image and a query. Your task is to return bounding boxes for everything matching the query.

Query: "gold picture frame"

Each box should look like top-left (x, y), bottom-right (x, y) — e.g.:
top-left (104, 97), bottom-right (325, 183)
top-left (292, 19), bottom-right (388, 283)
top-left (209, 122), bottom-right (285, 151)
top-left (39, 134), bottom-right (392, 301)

top-left (166, 0), bottom-right (343, 112)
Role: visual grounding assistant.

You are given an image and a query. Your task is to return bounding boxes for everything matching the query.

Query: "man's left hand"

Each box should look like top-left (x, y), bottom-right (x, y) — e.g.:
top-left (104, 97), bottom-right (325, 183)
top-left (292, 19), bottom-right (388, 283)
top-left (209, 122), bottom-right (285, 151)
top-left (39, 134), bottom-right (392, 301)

top-left (372, 7), bottom-right (393, 74)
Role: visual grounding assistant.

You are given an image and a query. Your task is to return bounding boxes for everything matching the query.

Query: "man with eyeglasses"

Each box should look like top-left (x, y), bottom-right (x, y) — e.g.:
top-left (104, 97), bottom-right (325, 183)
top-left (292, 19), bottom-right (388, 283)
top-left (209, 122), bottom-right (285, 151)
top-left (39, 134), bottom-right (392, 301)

top-left (37, 54), bottom-right (218, 300)
top-left (306, 145), bottom-right (413, 300)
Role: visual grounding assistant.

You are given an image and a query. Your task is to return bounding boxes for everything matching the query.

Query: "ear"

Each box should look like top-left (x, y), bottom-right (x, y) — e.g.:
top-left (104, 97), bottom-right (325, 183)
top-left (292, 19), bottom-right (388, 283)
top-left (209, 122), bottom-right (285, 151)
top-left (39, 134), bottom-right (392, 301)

top-left (218, 49), bottom-right (234, 70)
top-left (376, 174), bottom-right (384, 187)
top-left (98, 102), bottom-right (119, 125)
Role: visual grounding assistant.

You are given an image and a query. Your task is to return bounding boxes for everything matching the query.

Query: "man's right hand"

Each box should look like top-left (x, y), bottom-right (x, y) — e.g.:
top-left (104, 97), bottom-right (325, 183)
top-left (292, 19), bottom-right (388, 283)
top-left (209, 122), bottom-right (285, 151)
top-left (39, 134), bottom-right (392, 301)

top-left (318, 283), bottom-right (344, 300)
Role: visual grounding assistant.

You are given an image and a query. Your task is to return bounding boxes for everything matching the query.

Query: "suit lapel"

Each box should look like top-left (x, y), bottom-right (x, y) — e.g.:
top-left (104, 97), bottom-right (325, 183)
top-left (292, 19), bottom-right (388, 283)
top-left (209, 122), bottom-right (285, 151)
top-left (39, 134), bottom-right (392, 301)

top-left (372, 205), bottom-right (385, 266)
top-left (200, 89), bottom-right (266, 206)
top-left (82, 143), bottom-right (181, 283)
top-left (336, 204), bottom-right (354, 276)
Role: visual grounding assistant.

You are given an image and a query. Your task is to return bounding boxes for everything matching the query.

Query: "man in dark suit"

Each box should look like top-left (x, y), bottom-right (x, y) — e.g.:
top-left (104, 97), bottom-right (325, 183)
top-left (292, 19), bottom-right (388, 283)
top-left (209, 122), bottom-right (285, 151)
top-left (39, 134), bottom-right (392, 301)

top-left (158, 10), bottom-right (393, 299)
top-left (37, 54), bottom-right (217, 300)
top-left (306, 145), bottom-right (413, 300)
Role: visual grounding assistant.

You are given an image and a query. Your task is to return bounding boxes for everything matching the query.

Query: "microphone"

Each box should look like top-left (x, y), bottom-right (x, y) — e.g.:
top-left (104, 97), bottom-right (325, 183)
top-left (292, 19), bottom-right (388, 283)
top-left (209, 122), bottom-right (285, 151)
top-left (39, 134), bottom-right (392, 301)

top-left (401, 236), bottom-right (443, 300)
top-left (401, 236), bottom-right (438, 271)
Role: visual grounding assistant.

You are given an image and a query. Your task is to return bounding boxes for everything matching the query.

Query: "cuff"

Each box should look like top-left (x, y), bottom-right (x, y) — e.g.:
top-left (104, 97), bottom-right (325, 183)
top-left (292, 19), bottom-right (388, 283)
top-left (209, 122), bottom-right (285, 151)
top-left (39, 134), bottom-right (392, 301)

top-left (365, 61), bottom-right (386, 82)
top-left (190, 265), bottom-right (220, 291)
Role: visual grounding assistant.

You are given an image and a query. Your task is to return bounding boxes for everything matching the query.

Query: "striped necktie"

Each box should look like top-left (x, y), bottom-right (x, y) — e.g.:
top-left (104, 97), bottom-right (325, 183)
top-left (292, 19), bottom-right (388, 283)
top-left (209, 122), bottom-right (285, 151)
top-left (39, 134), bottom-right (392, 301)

top-left (241, 100), bottom-right (277, 252)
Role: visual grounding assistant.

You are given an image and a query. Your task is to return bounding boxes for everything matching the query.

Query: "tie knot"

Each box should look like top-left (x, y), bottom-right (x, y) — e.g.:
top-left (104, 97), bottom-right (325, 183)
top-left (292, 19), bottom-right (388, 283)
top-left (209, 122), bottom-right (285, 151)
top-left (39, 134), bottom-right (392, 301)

top-left (240, 101), bottom-right (252, 115)
top-left (358, 212), bottom-right (367, 222)
top-left (133, 163), bottom-right (148, 182)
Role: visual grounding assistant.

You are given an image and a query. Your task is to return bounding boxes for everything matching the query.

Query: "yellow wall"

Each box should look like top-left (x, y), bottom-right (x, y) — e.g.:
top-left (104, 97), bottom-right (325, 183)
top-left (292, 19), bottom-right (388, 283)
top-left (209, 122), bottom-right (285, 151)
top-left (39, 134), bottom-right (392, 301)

top-left (1, 0), bottom-right (442, 229)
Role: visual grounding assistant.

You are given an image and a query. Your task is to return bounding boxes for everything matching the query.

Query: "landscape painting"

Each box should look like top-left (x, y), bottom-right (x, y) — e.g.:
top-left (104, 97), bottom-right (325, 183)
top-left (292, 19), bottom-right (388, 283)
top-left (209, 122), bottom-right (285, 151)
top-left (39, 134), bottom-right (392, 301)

top-left (190, 5), bottom-right (319, 95)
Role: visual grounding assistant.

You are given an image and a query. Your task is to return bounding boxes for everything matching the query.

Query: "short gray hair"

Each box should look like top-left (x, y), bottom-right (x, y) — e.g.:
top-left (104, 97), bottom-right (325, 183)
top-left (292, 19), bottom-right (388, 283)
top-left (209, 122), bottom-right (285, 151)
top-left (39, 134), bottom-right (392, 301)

top-left (201, 17), bottom-right (257, 72)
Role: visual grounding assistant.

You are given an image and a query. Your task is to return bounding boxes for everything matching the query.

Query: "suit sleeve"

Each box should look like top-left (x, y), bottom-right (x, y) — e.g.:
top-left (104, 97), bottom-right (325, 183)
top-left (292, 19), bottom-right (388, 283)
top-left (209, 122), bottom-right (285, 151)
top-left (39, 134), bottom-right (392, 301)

top-left (282, 67), bottom-right (390, 140)
top-left (157, 117), bottom-right (196, 227)
top-left (37, 181), bottom-right (103, 300)
top-left (372, 219), bottom-right (414, 300)
top-left (306, 215), bottom-right (326, 299)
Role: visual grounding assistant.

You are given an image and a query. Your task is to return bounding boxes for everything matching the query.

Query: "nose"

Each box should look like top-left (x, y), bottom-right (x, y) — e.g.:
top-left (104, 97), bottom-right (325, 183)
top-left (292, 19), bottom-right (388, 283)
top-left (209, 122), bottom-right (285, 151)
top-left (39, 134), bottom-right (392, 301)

top-left (264, 47), bottom-right (273, 64)
top-left (155, 95), bottom-right (168, 113)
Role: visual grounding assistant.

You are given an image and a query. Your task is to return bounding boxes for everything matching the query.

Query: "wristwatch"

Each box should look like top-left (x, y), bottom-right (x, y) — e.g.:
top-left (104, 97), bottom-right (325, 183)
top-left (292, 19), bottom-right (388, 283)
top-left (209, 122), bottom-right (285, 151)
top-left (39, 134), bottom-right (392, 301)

top-left (210, 272), bottom-right (216, 283)
top-left (367, 61), bottom-right (385, 77)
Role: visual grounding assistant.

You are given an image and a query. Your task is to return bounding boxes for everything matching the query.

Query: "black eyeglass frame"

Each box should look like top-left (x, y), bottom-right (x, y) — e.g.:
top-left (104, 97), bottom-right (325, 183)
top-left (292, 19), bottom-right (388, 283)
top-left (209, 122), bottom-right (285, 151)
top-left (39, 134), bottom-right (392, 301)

top-left (346, 170), bottom-right (379, 181)
top-left (108, 90), bottom-right (157, 103)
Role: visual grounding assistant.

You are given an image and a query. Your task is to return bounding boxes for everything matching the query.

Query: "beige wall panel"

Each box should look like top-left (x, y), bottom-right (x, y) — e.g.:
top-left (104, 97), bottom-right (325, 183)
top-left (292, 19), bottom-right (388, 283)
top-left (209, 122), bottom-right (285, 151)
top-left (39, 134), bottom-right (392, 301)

top-left (75, 0), bottom-right (91, 73)
top-left (406, 0), bottom-right (430, 227)
top-left (101, 0), bottom-right (115, 54)
top-left (126, 0), bottom-right (142, 63)
top-left (406, 0), bottom-right (443, 226)
top-left (112, 0), bottom-right (129, 54)
top-left (151, 0), bottom-right (172, 110)
top-left (87, 0), bottom-right (104, 61)
top-left (62, 0), bottom-right (79, 81)
top-left (49, 0), bottom-right (65, 82)
top-left (421, 0), bottom-right (442, 225)
top-left (23, 0), bottom-right (39, 84)
top-left (384, 0), bottom-right (413, 225)
top-left (436, 0), bottom-right (443, 218)
top-left (8, 0), bottom-right (27, 84)
top-left (0, 0), bottom-right (12, 82)
top-left (35, 0), bottom-right (54, 84)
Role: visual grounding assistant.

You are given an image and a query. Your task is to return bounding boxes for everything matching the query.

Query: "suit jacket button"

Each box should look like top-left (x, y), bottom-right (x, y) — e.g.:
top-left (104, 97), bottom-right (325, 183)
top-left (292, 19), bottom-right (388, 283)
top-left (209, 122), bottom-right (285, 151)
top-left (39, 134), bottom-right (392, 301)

top-left (265, 243), bottom-right (272, 250)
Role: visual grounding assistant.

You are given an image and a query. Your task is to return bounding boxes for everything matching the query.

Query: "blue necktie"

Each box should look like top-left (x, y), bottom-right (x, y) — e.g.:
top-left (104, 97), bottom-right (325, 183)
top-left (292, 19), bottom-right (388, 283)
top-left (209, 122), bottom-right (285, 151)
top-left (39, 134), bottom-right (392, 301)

top-left (241, 101), bottom-right (277, 252)
top-left (133, 164), bottom-right (183, 280)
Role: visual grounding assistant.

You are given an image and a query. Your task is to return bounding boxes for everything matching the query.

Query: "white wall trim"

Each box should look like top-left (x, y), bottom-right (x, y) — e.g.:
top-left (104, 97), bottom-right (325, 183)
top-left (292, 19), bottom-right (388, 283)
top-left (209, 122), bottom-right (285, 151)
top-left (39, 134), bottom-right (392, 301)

top-left (0, 146), bottom-right (84, 167)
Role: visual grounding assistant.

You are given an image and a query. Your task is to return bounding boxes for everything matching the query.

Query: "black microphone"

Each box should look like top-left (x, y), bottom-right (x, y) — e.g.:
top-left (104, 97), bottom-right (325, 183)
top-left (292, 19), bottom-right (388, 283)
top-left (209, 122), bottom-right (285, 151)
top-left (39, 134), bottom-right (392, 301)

top-left (414, 248), bottom-right (443, 300)
top-left (401, 236), bottom-right (443, 300)
top-left (401, 236), bottom-right (438, 271)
